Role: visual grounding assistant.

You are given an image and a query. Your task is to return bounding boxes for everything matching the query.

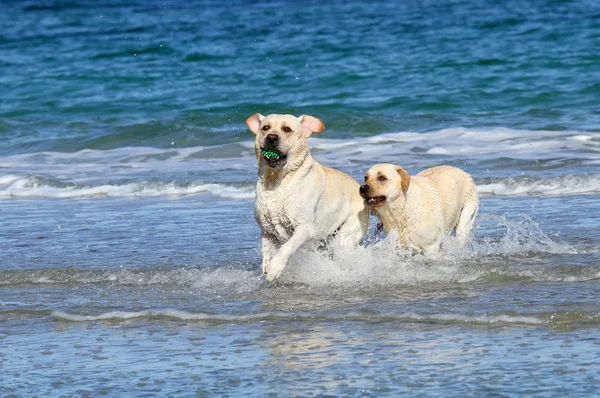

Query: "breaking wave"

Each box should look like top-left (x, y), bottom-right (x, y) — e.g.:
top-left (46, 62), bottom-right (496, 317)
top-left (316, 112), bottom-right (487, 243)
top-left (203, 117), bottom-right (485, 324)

top-left (478, 175), bottom-right (600, 197)
top-left (1, 173), bottom-right (597, 199)
top-left (1, 126), bottom-right (598, 199)
top-left (0, 176), bottom-right (254, 199)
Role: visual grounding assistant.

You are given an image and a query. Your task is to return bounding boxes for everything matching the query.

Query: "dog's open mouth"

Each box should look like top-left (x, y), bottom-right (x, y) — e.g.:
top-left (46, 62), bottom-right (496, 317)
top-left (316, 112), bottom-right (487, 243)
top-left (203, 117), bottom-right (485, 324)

top-left (364, 196), bottom-right (387, 206)
top-left (261, 147), bottom-right (287, 168)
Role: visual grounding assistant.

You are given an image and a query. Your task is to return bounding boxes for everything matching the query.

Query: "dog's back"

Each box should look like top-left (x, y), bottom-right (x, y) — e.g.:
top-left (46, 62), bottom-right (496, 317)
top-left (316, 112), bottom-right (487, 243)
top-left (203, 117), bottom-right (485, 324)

top-left (417, 165), bottom-right (479, 240)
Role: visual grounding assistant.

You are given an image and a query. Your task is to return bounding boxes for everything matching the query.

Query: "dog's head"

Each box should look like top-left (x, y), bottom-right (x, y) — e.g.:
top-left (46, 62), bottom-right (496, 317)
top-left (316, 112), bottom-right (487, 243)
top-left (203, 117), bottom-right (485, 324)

top-left (246, 113), bottom-right (324, 170)
top-left (359, 164), bottom-right (410, 207)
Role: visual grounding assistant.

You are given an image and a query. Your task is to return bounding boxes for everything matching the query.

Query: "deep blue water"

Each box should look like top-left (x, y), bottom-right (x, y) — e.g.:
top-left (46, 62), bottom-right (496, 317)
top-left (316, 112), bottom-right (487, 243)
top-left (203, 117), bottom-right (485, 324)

top-left (2, 0), bottom-right (600, 154)
top-left (1, 0), bottom-right (600, 396)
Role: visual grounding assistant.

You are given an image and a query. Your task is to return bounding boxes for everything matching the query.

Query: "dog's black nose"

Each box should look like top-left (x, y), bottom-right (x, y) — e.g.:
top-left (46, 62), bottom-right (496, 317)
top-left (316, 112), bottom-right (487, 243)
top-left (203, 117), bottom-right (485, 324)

top-left (359, 184), bottom-right (370, 197)
top-left (265, 134), bottom-right (279, 145)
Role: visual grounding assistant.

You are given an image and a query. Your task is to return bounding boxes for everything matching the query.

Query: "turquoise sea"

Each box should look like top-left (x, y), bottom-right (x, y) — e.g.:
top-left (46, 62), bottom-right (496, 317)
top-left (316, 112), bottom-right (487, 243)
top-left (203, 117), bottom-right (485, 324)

top-left (1, 0), bottom-right (600, 396)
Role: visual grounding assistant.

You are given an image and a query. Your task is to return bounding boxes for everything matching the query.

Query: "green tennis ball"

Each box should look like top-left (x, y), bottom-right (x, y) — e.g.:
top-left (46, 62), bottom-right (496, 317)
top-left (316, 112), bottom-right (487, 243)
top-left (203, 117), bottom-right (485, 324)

top-left (261, 149), bottom-right (281, 160)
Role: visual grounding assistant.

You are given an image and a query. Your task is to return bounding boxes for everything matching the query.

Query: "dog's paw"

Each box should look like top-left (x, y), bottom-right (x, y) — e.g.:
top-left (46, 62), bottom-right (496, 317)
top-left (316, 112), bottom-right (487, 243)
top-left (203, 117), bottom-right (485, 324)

top-left (265, 271), bottom-right (280, 283)
top-left (264, 258), bottom-right (286, 282)
top-left (261, 261), bottom-right (269, 275)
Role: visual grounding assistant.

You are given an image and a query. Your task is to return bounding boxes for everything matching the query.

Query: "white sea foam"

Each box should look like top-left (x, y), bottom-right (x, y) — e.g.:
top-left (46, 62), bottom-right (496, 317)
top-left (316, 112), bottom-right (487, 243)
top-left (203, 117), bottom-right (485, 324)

top-left (0, 175), bottom-right (21, 186)
top-left (0, 176), bottom-right (255, 199)
top-left (2, 127), bottom-right (596, 169)
top-left (477, 175), bottom-right (600, 197)
top-left (309, 127), bottom-right (600, 165)
top-left (1, 173), bottom-right (596, 199)
top-left (50, 309), bottom-right (543, 325)
top-left (0, 127), bottom-right (597, 199)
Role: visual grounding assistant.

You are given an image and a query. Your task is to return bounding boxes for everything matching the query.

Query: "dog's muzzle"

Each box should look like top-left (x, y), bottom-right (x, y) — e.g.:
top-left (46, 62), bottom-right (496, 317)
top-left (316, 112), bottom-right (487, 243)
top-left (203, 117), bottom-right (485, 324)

top-left (360, 184), bottom-right (386, 206)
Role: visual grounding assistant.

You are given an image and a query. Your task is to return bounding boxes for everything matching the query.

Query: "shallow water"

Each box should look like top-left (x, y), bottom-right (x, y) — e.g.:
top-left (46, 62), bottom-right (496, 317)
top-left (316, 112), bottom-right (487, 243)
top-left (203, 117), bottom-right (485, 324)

top-left (2, 194), bottom-right (600, 395)
top-left (2, 0), bottom-right (600, 396)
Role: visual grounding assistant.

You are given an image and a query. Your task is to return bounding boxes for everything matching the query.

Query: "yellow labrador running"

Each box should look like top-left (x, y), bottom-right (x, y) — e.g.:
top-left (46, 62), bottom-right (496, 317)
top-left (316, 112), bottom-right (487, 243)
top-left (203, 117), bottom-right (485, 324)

top-left (360, 164), bottom-right (478, 254)
top-left (246, 113), bottom-right (369, 282)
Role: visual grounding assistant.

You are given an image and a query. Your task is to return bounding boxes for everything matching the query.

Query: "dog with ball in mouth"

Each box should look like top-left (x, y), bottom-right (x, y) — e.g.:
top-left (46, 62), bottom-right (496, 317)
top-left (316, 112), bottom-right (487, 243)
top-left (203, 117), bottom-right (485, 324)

top-left (246, 113), bottom-right (369, 282)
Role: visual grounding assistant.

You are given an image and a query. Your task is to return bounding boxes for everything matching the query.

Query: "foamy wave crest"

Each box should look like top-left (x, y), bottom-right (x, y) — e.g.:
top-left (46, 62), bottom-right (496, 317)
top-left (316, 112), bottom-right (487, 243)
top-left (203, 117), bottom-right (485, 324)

top-left (0, 175), bottom-right (21, 186)
top-left (308, 127), bottom-right (600, 165)
top-left (2, 173), bottom-right (598, 199)
top-left (0, 176), bottom-right (254, 199)
top-left (2, 127), bottom-right (598, 201)
top-left (51, 309), bottom-right (543, 325)
top-left (478, 175), bottom-right (600, 197)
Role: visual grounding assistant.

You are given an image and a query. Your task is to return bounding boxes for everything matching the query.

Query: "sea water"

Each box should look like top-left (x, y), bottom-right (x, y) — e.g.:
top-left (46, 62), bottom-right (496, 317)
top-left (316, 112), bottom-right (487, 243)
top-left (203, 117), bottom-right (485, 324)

top-left (1, 1), bottom-right (600, 396)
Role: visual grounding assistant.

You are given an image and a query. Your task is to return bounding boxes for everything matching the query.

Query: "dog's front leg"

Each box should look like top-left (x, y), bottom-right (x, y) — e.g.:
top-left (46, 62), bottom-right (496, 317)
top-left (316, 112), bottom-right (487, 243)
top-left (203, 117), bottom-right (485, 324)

top-left (260, 233), bottom-right (279, 274)
top-left (264, 224), bottom-right (315, 282)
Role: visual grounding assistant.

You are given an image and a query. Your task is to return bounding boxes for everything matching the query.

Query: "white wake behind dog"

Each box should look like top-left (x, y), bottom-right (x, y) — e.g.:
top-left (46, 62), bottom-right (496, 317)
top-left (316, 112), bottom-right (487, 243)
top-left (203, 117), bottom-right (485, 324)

top-left (246, 113), bottom-right (369, 282)
top-left (360, 164), bottom-right (479, 254)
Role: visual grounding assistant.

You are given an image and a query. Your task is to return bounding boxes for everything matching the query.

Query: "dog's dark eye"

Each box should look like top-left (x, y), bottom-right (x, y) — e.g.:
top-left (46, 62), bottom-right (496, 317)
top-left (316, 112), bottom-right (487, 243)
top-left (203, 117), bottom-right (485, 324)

top-left (282, 126), bottom-right (292, 133)
top-left (262, 125), bottom-right (270, 131)
top-left (364, 175), bottom-right (368, 182)
top-left (378, 175), bottom-right (387, 182)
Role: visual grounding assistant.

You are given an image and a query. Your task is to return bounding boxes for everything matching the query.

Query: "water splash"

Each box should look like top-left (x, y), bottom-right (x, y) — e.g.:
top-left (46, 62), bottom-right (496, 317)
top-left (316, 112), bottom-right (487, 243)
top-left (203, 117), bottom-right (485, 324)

top-left (279, 213), bottom-right (577, 287)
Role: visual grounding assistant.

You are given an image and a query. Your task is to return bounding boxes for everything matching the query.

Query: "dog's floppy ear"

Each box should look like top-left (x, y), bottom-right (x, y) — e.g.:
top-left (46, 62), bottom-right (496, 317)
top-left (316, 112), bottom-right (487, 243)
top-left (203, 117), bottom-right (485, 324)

top-left (246, 113), bottom-right (265, 135)
top-left (396, 167), bottom-right (410, 190)
top-left (299, 115), bottom-right (325, 138)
